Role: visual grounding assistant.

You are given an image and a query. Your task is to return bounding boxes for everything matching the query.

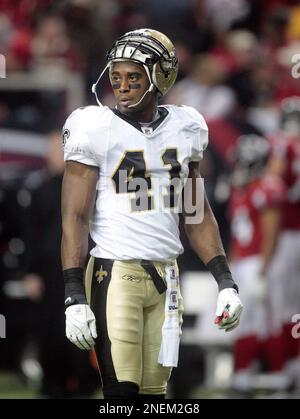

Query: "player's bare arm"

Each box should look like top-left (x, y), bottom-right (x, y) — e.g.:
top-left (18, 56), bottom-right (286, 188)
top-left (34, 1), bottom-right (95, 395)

top-left (184, 161), bottom-right (225, 264)
top-left (267, 153), bottom-right (287, 178)
top-left (61, 160), bottom-right (98, 269)
top-left (259, 207), bottom-right (281, 275)
top-left (61, 160), bottom-right (98, 350)
top-left (184, 161), bottom-right (243, 332)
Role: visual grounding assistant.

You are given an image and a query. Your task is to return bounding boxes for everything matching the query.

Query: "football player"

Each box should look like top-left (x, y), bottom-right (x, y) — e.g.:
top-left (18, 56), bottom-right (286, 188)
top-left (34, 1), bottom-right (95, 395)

top-left (229, 134), bottom-right (285, 393)
top-left (61, 29), bottom-right (243, 399)
top-left (267, 97), bottom-right (300, 388)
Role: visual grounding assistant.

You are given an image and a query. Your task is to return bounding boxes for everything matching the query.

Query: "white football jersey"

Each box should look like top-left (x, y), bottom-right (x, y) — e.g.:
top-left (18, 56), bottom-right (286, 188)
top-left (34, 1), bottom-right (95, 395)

top-left (63, 104), bottom-right (208, 262)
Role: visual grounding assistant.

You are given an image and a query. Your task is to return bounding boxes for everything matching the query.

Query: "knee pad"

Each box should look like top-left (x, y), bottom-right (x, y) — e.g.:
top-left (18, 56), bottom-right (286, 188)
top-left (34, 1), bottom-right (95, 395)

top-left (103, 381), bottom-right (139, 399)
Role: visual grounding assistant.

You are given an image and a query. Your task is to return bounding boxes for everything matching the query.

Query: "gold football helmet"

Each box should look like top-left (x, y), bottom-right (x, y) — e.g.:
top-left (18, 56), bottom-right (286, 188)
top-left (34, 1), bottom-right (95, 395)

top-left (106, 28), bottom-right (178, 96)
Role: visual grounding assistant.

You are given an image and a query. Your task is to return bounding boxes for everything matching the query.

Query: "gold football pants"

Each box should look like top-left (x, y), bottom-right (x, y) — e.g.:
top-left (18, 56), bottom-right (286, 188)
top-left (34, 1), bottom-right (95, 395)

top-left (85, 257), bottom-right (183, 395)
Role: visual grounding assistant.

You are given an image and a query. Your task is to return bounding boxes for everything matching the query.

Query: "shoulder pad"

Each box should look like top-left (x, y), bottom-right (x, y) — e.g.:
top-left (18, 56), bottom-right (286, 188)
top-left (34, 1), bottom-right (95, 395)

top-left (66, 105), bottom-right (111, 130)
top-left (164, 104), bottom-right (207, 130)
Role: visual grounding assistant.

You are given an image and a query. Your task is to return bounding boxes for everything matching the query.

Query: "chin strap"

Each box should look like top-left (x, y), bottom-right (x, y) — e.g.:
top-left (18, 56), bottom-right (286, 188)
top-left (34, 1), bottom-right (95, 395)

top-left (91, 63), bottom-right (110, 107)
top-left (92, 62), bottom-right (156, 109)
top-left (127, 64), bottom-right (155, 109)
top-left (127, 84), bottom-right (155, 109)
top-left (128, 64), bottom-right (155, 109)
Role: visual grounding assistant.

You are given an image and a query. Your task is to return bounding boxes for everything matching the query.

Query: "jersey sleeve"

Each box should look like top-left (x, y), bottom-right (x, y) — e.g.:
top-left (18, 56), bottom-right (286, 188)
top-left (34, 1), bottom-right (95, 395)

top-left (62, 108), bottom-right (99, 167)
top-left (181, 106), bottom-right (209, 162)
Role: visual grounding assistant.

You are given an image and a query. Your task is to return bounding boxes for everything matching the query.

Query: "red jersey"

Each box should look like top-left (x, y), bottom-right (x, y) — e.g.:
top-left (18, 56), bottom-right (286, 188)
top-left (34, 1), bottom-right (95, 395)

top-left (230, 175), bottom-right (284, 260)
top-left (271, 134), bottom-right (300, 230)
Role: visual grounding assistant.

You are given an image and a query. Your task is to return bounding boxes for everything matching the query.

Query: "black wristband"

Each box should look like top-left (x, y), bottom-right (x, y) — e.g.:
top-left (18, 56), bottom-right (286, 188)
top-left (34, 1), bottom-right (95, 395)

top-left (63, 267), bottom-right (87, 307)
top-left (206, 255), bottom-right (239, 293)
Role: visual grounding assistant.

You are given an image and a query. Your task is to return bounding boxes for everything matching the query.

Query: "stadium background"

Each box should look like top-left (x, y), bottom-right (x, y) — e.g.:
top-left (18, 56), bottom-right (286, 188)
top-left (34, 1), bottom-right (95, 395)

top-left (0, 0), bottom-right (300, 398)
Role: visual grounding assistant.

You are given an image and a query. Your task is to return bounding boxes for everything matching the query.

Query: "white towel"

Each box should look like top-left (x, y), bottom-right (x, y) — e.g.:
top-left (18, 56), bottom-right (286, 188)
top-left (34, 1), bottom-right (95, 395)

top-left (158, 264), bottom-right (180, 367)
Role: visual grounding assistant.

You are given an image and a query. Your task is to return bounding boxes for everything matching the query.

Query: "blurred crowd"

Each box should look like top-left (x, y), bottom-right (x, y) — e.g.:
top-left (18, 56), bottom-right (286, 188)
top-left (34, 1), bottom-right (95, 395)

top-left (0, 0), bottom-right (300, 398)
top-left (1, 0), bottom-right (300, 129)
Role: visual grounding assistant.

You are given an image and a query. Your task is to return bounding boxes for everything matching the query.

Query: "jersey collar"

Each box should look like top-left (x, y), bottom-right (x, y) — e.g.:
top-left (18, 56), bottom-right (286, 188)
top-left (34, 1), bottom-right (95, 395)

top-left (111, 106), bottom-right (169, 133)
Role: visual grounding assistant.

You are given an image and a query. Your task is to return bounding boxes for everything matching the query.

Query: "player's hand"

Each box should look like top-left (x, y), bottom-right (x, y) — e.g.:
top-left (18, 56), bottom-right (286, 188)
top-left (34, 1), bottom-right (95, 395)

top-left (65, 304), bottom-right (97, 350)
top-left (214, 288), bottom-right (243, 332)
